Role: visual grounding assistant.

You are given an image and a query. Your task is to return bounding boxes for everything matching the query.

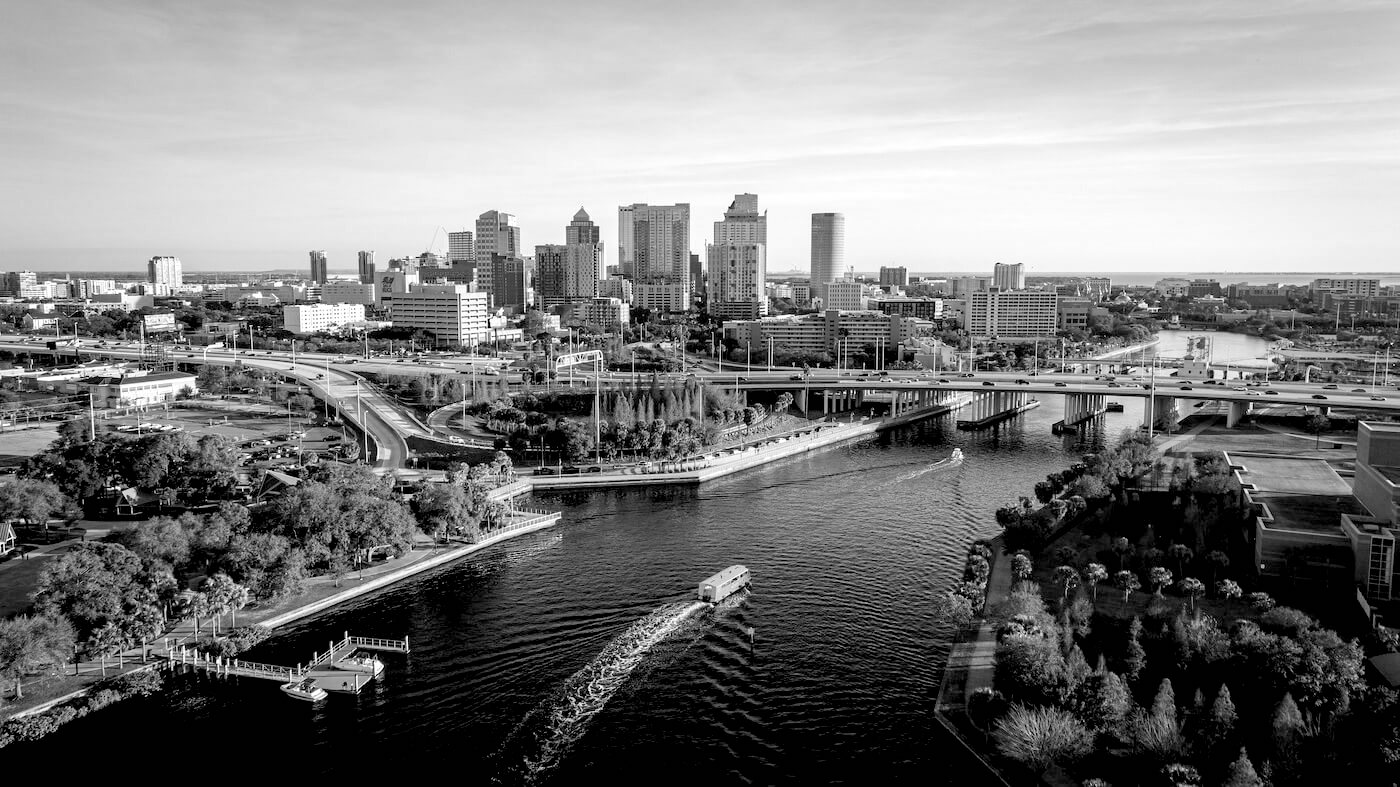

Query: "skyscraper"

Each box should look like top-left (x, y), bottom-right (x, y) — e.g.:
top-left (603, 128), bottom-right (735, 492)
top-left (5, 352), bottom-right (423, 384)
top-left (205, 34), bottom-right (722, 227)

top-left (448, 231), bottom-right (474, 264)
top-left (810, 213), bottom-right (845, 302)
top-left (475, 211), bottom-right (521, 305)
top-left (147, 256), bottom-right (182, 293)
top-left (309, 250), bottom-right (328, 284)
top-left (536, 208), bottom-right (605, 311)
top-left (618, 203), bottom-right (690, 284)
top-left (993, 262), bottom-right (1025, 291)
top-left (713, 193), bottom-right (766, 245)
top-left (357, 250), bottom-right (376, 284)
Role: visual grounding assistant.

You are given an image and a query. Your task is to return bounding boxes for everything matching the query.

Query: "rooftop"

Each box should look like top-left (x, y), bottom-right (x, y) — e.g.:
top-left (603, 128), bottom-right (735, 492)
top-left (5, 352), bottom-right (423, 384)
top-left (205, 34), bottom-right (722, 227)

top-left (1232, 453), bottom-right (1359, 534)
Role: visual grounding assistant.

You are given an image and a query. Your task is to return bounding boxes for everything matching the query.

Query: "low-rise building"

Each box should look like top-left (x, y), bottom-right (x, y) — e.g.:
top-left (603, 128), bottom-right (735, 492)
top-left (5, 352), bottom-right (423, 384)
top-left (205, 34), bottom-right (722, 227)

top-left (965, 290), bottom-right (1058, 339)
top-left (569, 297), bottom-right (630, 332)
top-left (81, 370), bottom-right (198, 407)
top-left (389, 284), bottom-right (490, 345)
top-left (283, 303), bottom-right (367, 335)
top-left (320, 281), bottom-right (377, 306)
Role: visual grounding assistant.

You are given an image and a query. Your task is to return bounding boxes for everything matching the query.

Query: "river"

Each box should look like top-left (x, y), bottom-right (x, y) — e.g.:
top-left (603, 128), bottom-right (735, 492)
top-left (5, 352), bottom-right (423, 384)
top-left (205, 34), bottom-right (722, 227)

top-left (17, 335), bottom-right (1273, 783)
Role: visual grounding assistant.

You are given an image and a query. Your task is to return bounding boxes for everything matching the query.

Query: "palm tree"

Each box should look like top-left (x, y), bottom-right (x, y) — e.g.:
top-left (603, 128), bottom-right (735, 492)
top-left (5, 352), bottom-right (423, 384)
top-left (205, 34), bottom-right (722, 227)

top-left (1179, 578), bottom-right (1206, 612)
top-left (1217, 579), bottom-right (1242, 612)
top-left (1053, 566), bottom-right (1080, 601)
top-left (1205, 550), bottom-right (1231, 586)
top-left (1149, 567), bottom-right (1173, 595)
top-left (1083, 563), bottom-right (1108, 603)
top-left (1112, 537), bottom-right (1134, 572)
top-left (1114, 570), bottom-right (1141, 603)
top-left (1167, 543), bottom-right (1194, 578)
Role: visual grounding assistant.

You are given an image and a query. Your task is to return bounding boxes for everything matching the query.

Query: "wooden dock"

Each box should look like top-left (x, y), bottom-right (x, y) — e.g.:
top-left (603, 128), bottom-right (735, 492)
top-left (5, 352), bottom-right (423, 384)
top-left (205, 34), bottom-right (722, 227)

top-left (167, 631), bottom-right (409, 696)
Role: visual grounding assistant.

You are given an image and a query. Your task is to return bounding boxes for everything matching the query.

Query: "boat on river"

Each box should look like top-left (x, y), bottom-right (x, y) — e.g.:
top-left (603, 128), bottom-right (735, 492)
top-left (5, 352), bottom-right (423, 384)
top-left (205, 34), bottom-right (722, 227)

top-left (333, 651), bottom-right (385, 676)
top-left (280, 677), bottom-right (328, 702)
top-left (699, 565), bottom-right (750, 603)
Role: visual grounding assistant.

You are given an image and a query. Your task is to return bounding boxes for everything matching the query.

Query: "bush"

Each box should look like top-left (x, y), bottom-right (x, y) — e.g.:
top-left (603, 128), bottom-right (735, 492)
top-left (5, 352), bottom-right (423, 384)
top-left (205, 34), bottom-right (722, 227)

top-left (994, 704), bottom-right (1094, 773)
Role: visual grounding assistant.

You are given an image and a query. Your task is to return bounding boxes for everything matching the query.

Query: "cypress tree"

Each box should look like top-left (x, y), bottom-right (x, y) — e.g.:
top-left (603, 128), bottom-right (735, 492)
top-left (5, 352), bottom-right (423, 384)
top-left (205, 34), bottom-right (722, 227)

top-left (1151, 678), bottom-right (1177, 727)
top-left (1223, 748), bottom-right (1263, 787)
top-left (1206, 684), bottom-right (1237, 749)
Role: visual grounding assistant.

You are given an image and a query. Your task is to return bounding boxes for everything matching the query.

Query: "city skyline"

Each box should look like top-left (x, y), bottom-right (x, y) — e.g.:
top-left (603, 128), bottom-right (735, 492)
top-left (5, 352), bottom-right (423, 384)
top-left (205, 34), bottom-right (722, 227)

top-left (3, 1), bottom-right (1397, 274)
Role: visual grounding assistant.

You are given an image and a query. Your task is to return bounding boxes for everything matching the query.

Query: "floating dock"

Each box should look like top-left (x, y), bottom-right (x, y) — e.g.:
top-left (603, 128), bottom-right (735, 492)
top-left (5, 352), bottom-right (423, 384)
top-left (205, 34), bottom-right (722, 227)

top-left (166, 631), bottom-right (408, 696)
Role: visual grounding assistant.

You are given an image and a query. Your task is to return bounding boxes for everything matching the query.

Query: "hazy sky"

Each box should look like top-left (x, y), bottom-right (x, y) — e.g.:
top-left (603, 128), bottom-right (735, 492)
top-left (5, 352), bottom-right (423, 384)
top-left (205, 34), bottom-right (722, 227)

top-left (2, 0), bottom-right (1397, 274)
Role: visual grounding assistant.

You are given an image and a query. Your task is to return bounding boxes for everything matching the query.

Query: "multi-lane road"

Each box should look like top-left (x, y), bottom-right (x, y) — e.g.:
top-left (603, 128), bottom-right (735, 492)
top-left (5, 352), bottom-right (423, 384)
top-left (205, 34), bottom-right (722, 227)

top-left (7, 338), bottom-right (1399, 471)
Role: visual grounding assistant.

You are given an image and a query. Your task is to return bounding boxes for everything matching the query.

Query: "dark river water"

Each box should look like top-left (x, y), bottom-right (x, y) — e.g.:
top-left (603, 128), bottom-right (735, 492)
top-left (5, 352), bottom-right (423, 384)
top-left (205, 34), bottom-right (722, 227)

top-left (18, 398), bottom-right (1158, 784)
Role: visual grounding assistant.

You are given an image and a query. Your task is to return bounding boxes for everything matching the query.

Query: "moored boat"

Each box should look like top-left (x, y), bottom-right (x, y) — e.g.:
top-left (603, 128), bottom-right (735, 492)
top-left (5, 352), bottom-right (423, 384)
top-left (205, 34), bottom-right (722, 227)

top-left (333, 651), bottom-right (385, 676)
top-left (281, 677), bottom-right (327, 702)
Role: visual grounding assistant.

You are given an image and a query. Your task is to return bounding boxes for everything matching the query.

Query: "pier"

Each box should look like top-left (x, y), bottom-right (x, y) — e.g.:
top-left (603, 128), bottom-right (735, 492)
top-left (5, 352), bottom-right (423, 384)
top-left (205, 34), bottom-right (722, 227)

top-left (1052, 392), bottom-right (1109, 435)
top-left (166, 632), bottom-right (409, 695)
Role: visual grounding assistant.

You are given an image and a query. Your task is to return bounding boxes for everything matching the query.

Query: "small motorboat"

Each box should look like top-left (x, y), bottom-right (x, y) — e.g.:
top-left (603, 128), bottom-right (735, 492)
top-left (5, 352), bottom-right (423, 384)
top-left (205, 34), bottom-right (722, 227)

top-left (332, 651), bottom-right (385, 677)
top-left (280, 677), bottom-right (327, 702)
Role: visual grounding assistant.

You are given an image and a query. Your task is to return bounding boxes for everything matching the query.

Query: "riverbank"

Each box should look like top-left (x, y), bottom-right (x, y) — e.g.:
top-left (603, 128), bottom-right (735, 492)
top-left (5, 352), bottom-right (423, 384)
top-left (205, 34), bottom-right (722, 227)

top-left (530, 392), bottom-right (974, 489)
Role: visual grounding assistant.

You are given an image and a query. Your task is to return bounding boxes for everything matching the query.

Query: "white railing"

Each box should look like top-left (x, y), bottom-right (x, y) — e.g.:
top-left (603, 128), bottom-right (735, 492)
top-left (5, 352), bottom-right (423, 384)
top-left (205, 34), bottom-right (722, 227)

top-left (348, 635), bottom-right (410, 653)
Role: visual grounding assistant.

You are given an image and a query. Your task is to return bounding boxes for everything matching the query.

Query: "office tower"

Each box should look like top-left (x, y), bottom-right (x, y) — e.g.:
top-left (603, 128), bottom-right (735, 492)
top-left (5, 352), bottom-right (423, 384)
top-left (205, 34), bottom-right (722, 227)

top-left (536, 209), bottom-right (604, 311)
top-left (965, 290), bottom-right (1058, 338)
top-left (475, 210), bottom-right (521, 304)
top-left (389, 285), bottom-right (490, 346)
top-left (713, 193), bottom-right (766, 245)
top-left (618, 203), bottom-right (690, 285)
top-left (309, 250), bottom-right (328, 284)
top-left (879, 266), bottom-right (908, 287)
top-left (146, 256), bottom-right (182, 292)
top-left (706, 242), bottom-right (767, 319)
top-left (2, 270), bottom-right (38, 298)
top-left (690, 252), bottom-right (703, 302)
top-left (810, 213), bottom-right (845, 302)
top-left (565, 207), bottom-right (601, 245)
top-left (993, 262), bottom-right (1025, 291)
top-left (357, 250), bottom-right (376, 284)
top-left (448, 231), bottom-right (474, 264)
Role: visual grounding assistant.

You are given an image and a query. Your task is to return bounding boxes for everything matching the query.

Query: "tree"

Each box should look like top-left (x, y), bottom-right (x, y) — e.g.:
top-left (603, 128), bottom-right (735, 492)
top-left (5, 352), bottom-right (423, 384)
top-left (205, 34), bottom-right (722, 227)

top-left (1113, 537), bottom-right (1134, 572)
top-left (0, 614), bottom-right (75, 701)
top-left (935, 591), bottom-right (975, 629)
top-left (1272, 692), bottom-right (1306, 758)
top-left (993, 704), bottom-right (1093, 773)
top-left (1073, 670), bottom-right (1133, 731)
top-left (1150, 567), bottom-right (1174, 595)
top-left (1053, 565), bottom-right (1080, 601)
top-left (1115, 570), bottom-right (1141, 602)
top-left (1167, 543), bottom-right (1194, 577)
top-left (1304, 413), bottom-right (1331, 448)
top-left (32, 542), bottom-right (156, 639)
top-left (200, 573), bottom-right (249, 629)
top-left (1204, 684), bottom-right (1238, 751)
top-left (1217, 579), bottom-right (1243, 609)
top-left (1248, 592), bottom-right (1276, 612)
top-left (1178, 578), bottom-right (1206, 612)
top-left (1204, 550), bottom-right (1231, 585)
top-left (1010, 553), bottom-right (1033, 582)
top-left (1084, 563), bottom-right (1108, 603)
top-left (0, 477), bottom-right (80, 533)
top-left (1151, 677), bottom-right (1178, 726)
top-left (1222, 748), bottom-right (1263, 787)
top-left (1124, 616), bottom-right (1147, 681)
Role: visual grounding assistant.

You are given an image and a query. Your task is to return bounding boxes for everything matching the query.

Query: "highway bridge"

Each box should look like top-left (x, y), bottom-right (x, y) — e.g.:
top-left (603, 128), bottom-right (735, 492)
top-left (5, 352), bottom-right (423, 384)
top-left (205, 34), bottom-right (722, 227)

top-left (7, 338), bottom-right (1397, 465)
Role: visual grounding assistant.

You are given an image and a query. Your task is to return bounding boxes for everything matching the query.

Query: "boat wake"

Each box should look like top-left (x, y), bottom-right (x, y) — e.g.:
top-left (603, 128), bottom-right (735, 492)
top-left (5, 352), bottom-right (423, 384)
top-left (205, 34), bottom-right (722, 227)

top-left (883, 449), bottom-right (964, 487)
top-left (503, 600), bottom-right (710, 784)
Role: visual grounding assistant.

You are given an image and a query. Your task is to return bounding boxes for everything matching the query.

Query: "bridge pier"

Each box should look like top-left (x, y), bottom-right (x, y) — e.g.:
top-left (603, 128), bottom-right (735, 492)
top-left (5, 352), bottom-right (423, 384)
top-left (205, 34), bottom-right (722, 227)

top-left (1225, 400), bottom-right (1251, 428)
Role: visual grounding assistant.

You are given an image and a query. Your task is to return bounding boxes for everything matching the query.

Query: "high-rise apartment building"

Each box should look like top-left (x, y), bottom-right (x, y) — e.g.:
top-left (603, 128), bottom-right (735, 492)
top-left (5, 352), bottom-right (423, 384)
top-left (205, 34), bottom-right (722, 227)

top-left (475, 210), bottom-right (521, 305)
top-left (879, 266), bottom-right (908, 287)
top-left (357, 250), bottom-right (376, 284)
top-left (448, 231), bottom-right (475, 265)
top-left (713, 193), bottom-right (766, 245)
top-left (810, 213), bottom-right (845, 302)
top-left (147, 256), bottom-right (183, 294)
top-left (2, 271), bottom-right (38, 298)
top-left (618, 202), bottom-right (691, 311)
top-left (490, 255), bottom-right (530, 312)
top-left (992, 262), bottom-right (1025, 291)
top-left (706, 242), bottom-right (767, 320)
top-left (309, 250), bottom-right (328, 283)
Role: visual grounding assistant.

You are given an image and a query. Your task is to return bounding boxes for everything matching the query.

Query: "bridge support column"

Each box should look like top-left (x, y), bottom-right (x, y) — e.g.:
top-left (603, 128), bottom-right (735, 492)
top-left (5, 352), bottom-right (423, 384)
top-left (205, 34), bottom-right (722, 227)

top-left (795, 389), bottom-right (808, 415)
top-left (1226, 400), bottom-right (1249, 428)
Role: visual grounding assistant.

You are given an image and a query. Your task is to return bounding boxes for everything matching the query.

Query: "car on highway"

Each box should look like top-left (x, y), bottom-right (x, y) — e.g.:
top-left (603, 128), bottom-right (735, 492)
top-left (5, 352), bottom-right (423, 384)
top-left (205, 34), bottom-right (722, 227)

top-left (1352, 388), bottom-right (1367, 393)
top-left (1265, 390), bottom-right (1279, 395)
top-left (1231, 386), bottom-right (1247, 391)
top-left (1107, 382), bottom-right (1121, 388)
top-left (585, 466), bottom-right (604, 473)
top-left (1015, 379), bottom-right (1030, 385)
top-left (981, 381), bottom-right (995, 387)
top-left (937, 378), bottom-right (951, 383)
top-left (1312, 394), bottom-right (1328, 400)
top-left (789, 375), bottom-right (804, 381)
top-left (561, 466), bottom-right (581, 475)
top-left (959, 373), bottom-right (975, 378)
top-left (535, 467), bottom-right (559, 475)
top-left (1322, 384), bottom-right (1339, 390)
top-left (636, 461), bottom-right (652, 468)
top-left (1373, 396), bottom-right (1387, 402)
top-left (1179, 386), bottom-right (1193, 391)
top-left (1054, 382), bottom-right (1068, 387)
